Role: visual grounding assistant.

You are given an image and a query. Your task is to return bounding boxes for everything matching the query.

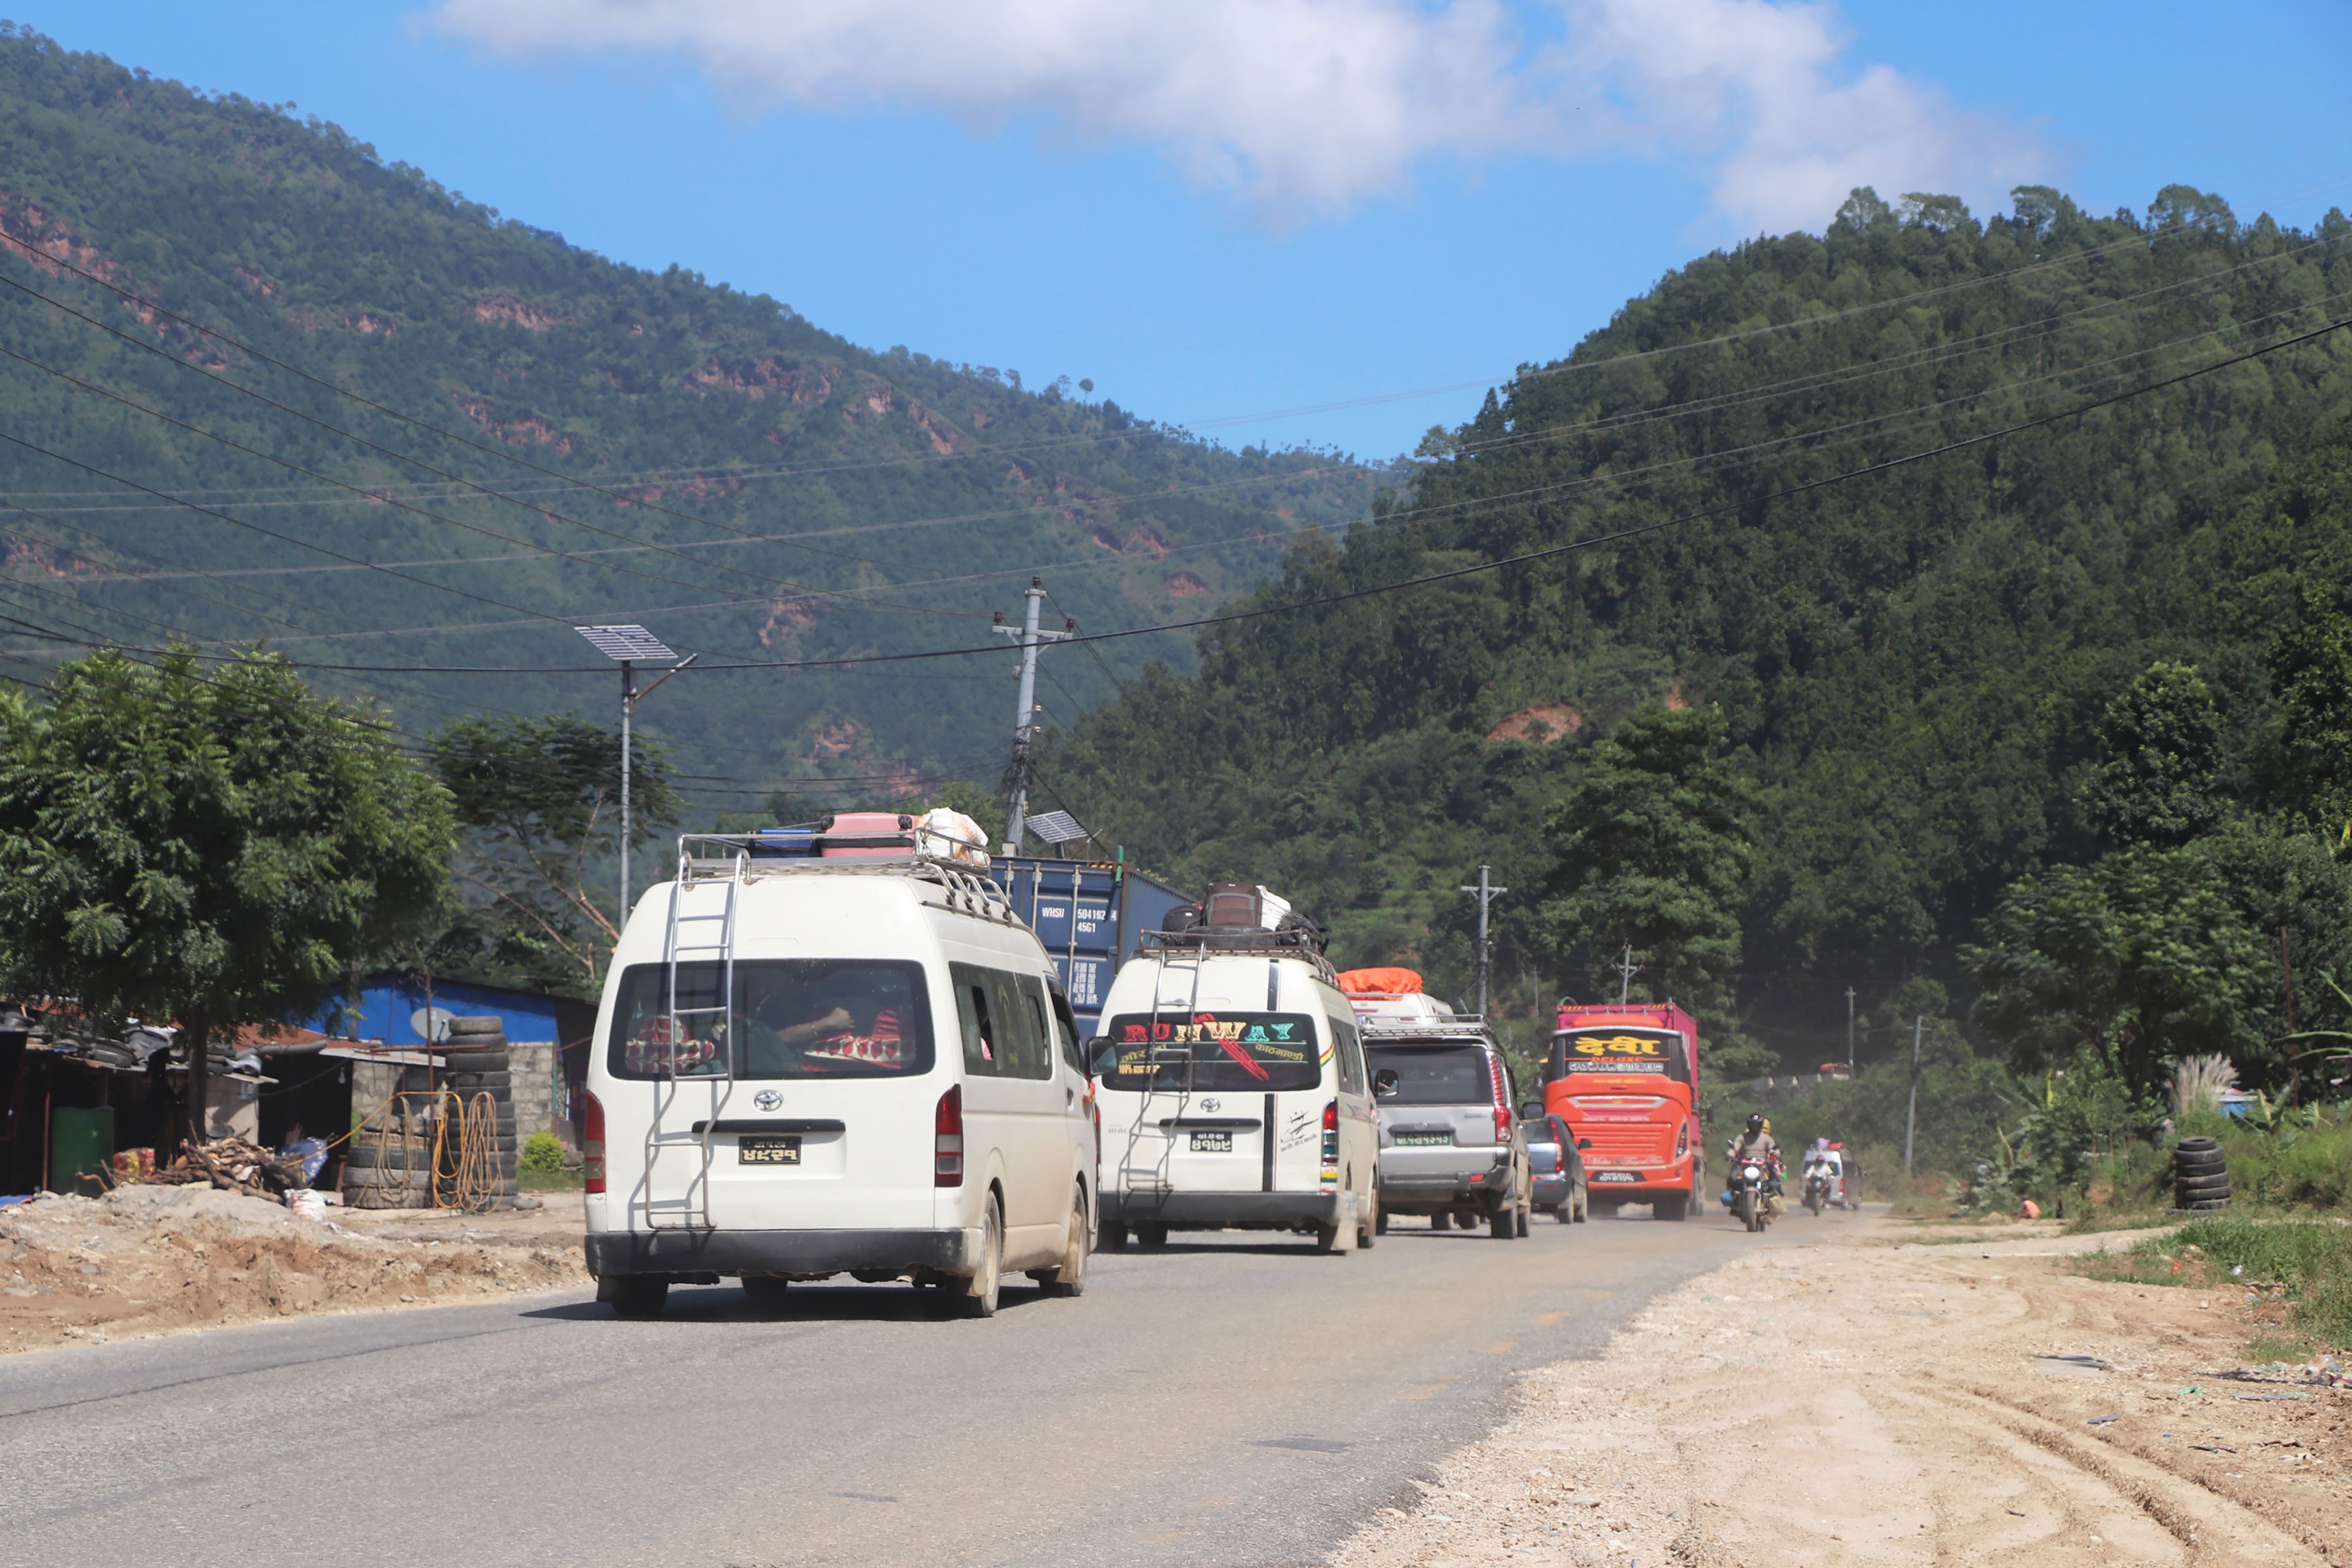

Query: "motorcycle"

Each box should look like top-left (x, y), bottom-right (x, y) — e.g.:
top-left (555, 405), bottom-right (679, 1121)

top-left (1801, 1160), bottom-right (1833, 1216)
top-left (1728, 1159), bottom-right (1778, 1232)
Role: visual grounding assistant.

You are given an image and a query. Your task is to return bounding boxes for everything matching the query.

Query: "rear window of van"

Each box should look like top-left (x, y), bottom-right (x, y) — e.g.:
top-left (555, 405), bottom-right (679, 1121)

top-left (1366, 1043), bottom-right (1492, 1105)
top-left (1094, 1011), bottom-right (1323, 1092)
top-left (606, 960), bottom-right (934, 1079)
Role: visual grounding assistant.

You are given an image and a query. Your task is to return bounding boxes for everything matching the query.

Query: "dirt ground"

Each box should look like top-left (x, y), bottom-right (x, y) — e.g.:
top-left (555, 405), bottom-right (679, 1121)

top-left (1330, 1214), bottom-right (2351, 1567)
top-left (0, 1186), bottom-right (587, 1354)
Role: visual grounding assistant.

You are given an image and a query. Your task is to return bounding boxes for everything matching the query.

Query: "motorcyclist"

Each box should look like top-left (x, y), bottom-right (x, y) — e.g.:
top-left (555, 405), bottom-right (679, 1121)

top-left (1722, 1112), bottom-right (1784, 1215)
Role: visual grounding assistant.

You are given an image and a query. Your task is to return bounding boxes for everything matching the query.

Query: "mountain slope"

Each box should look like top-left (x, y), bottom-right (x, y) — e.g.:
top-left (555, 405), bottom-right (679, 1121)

top-left (1053, 184), bottom-right (2352, 1063)
top-left (0, 24), bottom-right (1382, 815)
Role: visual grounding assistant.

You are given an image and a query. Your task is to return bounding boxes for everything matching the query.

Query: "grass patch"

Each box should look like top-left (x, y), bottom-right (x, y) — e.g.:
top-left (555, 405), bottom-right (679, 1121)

top-left (2074, 1217), bottom-right (2352, 1350)
top-left (519, 1166), bottom-right (582, 1193)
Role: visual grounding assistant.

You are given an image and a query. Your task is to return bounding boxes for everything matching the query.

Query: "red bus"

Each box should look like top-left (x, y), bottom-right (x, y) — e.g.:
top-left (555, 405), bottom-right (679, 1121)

top-left (1541, 1002), bottom-right (1702, 1220)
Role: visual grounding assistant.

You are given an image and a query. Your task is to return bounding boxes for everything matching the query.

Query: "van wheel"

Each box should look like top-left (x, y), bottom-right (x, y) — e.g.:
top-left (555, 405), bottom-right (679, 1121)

top-left (602, 1277), bottom-right (668, 1319)
top-left (1098, 1222), bottom-right (1129, 1251)
top-left (1030, 1187), bottom-right (1089, 1297)
top-left (741, 1275), bottom-right (791, 1304)
top-left (1314, 1221), bottom-right (1350, 1254)
top-left (1137, 1221), bottom-right (1169, 1250)
top-left (1429, 1211), bottom-right (1450, 1232)
top-left (961, 1194), bottom-right (1003, 1318)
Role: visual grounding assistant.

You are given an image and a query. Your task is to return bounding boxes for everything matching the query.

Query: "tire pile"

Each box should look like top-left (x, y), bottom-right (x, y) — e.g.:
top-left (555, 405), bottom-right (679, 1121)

top-left (2172, 1134), bottom-right (2229, 1211)
top-left (339, 1016), bottom-right (521, 1211)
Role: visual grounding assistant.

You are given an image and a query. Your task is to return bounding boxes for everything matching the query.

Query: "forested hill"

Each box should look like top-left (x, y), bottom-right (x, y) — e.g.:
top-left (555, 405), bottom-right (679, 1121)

top-left (1055, 184), bottom-right (2352, 1070)
top-left (0, 26), bottom-right (1379, 817)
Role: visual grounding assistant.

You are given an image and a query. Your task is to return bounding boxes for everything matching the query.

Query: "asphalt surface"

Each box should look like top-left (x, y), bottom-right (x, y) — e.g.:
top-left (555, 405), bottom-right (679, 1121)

top-left (0, 1203), bottom-right (1818, 1567)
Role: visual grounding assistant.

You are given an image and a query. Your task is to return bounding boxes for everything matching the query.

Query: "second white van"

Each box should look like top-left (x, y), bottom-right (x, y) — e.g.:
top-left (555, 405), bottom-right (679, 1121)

top-left (1090, 889), bottom-right (1378, 1251)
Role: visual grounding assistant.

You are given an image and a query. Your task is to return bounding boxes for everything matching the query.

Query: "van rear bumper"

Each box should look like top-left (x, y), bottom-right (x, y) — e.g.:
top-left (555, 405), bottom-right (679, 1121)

top-left (1099, 1190), bottom-right (1339, 1228)
top-left (584, 1226), bottom-right (972, 1278)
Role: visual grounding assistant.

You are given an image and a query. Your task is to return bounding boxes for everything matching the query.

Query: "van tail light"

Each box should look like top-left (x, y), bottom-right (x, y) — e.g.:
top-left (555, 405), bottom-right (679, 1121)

top-left (583, 1090), bottom-right (606, 1194)
top-left (1488, 1054), bottom-right (1512, 1143)
top-left (1320, 1098), bottom-right (1341, 1188)
top-left (935, 1084), bottom-right (964, 1186)
top-left (1322, 1098), bottom-right (1339, 1134)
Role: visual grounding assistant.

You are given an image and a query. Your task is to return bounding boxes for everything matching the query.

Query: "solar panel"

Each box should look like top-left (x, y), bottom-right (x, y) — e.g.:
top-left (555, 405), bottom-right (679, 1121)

top-left (574, 624), bottom-right (677, 662)
top-left (1024, 809), bottom-right (1088, 844)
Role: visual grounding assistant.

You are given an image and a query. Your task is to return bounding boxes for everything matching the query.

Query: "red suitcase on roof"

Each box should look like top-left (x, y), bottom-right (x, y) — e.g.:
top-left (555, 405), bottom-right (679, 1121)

top-left (819, 811), bottom-right (918, 859)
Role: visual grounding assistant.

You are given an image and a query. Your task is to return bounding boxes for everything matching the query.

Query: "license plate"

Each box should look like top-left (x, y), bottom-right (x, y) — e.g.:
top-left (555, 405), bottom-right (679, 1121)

top-left (739, 1135), bottom-right (802, 1166)
top-left (1189, 1130), bottom-right (1233, 1152)
top-left (1393, 1133), bottom-right (1452, 1147)
top-left (1593, 1171), bottom-right (1640, 1183)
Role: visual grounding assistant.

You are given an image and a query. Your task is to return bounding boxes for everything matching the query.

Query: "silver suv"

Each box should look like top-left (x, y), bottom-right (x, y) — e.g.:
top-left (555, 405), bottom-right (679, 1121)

top-left (1365, 1028), bottom-right (1532, 1238)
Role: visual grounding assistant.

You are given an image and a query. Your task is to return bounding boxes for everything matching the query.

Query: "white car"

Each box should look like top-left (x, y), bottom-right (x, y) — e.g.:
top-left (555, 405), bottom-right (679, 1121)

top-left (582, 833), bottom-right (1097, 1318)
top-left (1090, 889), bottom-right (1379, 1252)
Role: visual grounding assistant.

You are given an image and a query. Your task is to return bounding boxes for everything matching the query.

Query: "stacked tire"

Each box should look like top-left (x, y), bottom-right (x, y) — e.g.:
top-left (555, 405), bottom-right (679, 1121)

top-left (341, 1130), bottom-right (431, 1209)
top-left (444, 1015), bottom-right (519, 1209)
top-left (2173, 1135), bottom-right (2229, 1211)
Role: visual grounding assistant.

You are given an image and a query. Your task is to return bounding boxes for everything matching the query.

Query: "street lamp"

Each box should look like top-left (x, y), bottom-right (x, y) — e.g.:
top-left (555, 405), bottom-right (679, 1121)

top-left (574, 625), bottom-right (694, 924)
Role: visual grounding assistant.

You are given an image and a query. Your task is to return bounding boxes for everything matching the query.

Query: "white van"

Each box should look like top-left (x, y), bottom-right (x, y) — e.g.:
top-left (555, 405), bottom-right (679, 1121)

top-left (1090, 893), bottom-right (1379, 1252)
top-left (581, 833), bottom-right (1097, 1318)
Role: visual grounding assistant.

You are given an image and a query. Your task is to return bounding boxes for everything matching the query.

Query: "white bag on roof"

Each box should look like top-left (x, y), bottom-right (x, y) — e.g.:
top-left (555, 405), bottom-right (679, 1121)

top-left (917, 808), bottom-right (991, 869)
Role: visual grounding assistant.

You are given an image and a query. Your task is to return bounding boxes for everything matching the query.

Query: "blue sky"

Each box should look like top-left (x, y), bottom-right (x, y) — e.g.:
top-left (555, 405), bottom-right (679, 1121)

top-left (37, 1), bottom-right (2352, 461)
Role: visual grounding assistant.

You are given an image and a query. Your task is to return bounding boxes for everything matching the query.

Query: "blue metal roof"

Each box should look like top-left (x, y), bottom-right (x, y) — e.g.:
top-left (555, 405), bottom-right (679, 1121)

top-left (304, 976), bottom-right (565, 1046)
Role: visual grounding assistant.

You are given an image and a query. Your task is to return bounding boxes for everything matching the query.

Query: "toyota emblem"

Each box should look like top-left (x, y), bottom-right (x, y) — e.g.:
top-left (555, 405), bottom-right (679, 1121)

top-left (753, 1088), bottom-right (783, 1111)
top-left (1201, 1096), bottom-right (1222, 1113)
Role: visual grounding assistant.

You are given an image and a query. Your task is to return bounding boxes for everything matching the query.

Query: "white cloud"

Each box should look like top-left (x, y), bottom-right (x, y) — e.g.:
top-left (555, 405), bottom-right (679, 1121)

top-left (425, 0), bottom-right (2050, 231)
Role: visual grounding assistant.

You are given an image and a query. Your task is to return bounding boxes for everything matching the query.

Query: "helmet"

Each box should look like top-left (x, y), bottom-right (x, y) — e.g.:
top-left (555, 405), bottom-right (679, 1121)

top-left (1746, 1112), bottom-right (1765, 1132)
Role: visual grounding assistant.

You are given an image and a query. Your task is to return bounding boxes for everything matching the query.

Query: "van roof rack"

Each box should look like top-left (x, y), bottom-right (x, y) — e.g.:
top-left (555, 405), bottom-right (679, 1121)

top-left (1353, 1013), bottom-right (1492, 1039)
top-left (670, 832), bottom-right (1017, 926)
top-left (1137, 926), bottom-right (1339, 983)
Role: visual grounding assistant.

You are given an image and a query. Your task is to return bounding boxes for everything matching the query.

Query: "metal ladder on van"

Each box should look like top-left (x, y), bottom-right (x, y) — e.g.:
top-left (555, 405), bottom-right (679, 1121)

top-left (642, 840), bottom-right (747, 1230)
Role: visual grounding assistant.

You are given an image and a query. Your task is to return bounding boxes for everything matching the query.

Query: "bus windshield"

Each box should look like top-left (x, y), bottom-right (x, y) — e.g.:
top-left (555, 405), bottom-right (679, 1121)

top-left (1556, 1028), bottom-right (1690, 1083)
top-left (1094, 1011), bottom-right (1323, 1092)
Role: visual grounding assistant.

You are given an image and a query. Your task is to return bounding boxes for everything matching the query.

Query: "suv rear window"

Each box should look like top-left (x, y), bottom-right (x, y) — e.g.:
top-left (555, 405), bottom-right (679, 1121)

top-left (1094, 1011), bottom-right (1322, 1092)
top-left (1366, 1043), bottom-right (1492, 1105)
top-left (606, 960), bottom-right (934, 1080)
top-left (1556, 1028), bottom-right (1690, 1082)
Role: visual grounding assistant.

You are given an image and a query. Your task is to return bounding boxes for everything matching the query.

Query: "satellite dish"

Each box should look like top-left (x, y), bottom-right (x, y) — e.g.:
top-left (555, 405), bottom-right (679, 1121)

top-left (409, 1005), bottom-right (455, 1043)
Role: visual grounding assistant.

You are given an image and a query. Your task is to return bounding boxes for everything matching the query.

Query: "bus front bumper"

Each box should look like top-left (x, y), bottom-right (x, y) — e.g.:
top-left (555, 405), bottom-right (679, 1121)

top-left (585, 1226), bottom-right (975, 1279)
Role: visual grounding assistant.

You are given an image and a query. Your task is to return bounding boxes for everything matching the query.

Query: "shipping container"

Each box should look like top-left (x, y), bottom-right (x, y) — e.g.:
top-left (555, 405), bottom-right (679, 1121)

top-left (986, 856), bottom-right (1193, 1038)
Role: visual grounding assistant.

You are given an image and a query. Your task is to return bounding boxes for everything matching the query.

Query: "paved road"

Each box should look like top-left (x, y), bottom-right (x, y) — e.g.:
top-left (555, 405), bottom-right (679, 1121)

top-left (0, 1206), bottom-right (1819, 1567)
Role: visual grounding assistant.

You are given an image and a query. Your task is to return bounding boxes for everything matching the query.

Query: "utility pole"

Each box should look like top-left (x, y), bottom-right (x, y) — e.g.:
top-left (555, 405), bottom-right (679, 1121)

top-left (1612, 943), bottom-right (1641, 1005)
top-left (993, 578), bottom-right (1072, 855)
top-left (1903, 1013), bottom-right (1923, 1175)
top-left (1458, 866), bottom-right (1508, 1017)
top-left (576, 626), bottom-right (693, 923)
top-left (1845, 986), bottom-right (1857, 1073)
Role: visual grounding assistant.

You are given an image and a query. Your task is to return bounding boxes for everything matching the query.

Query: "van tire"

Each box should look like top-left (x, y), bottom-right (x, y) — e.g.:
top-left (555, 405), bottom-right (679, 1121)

top-left (1314, 1221), bottom-right (1350, 1254)
top-left (1098, 1222), bottom-right (1129, 1251)
top-left (1031, 1187), bottom-right (1089, 1297)
top-left (741, 1275), bottom-right (791, 1305)
top-left (1374, 1208), bottom-right (1392, 1236)
top-left (1360, 1195), bottom-right (1379, 1249)
top-left (1137, 1221), bottom-right (1169, 1250)
top-left (1429, 1211), bottom-right (1450, 1231)
top-left (961, 1194), bottom-right (1003, 1318)
top-left (602, 1277), bottom-right (668, 1318)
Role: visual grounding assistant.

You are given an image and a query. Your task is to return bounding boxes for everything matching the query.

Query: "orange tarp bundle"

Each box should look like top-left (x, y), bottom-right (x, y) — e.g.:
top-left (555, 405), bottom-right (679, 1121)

top-left (1335, 967), bottom-right (1423, 996)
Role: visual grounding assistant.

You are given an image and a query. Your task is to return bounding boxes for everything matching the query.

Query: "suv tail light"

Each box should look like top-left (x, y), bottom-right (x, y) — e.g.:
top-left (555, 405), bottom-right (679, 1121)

top-left (583, 1090), bottom-right (606, 1194)
top-left (1488, 1053), bottom-right (1512, 1143)
top-left (935, 1085), bottom-right (964, 1186)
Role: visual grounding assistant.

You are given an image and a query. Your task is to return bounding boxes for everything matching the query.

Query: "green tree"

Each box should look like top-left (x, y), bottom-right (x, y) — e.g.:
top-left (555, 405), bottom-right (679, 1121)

top-left (1963, 846), bottom-right (2270, 1101)
top-left (1541, 704), bottom-right (1755, 1025)
top-left (0, 649), bottom-right (454, 1132)
top-left (2264, 581), bottom-right (2352, 834)
top-left (428, 713), bottom-right (678, 996)
top-left (2084, 661), bottom-right (2225, 848)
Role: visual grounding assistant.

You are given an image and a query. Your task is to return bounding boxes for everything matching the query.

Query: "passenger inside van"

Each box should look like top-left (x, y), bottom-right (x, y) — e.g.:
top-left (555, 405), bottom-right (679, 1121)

top-left (610, 960), bottom-right (928, 1079)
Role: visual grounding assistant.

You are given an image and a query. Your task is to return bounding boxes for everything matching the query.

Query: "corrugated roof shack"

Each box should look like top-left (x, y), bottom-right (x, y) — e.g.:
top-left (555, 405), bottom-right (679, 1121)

top-left (301, 976), bottom-right (593, 1143)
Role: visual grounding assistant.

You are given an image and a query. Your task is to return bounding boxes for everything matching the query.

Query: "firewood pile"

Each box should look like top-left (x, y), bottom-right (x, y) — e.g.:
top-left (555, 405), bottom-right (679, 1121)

top-left (132, 1137), bottom-right (307, 1204)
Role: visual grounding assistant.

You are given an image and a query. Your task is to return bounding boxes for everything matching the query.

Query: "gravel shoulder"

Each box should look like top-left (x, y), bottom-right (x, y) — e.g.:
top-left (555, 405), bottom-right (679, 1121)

top-left (1329, 1213), bottom-right (2351, 1567)
top-left (0, 1187), bottom-right (585, 1354)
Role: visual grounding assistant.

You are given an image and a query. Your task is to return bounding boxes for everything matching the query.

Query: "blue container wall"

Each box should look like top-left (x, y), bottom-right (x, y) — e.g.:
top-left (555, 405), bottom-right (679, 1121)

top-left (988, 858), bottom-right (1191, 1035)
